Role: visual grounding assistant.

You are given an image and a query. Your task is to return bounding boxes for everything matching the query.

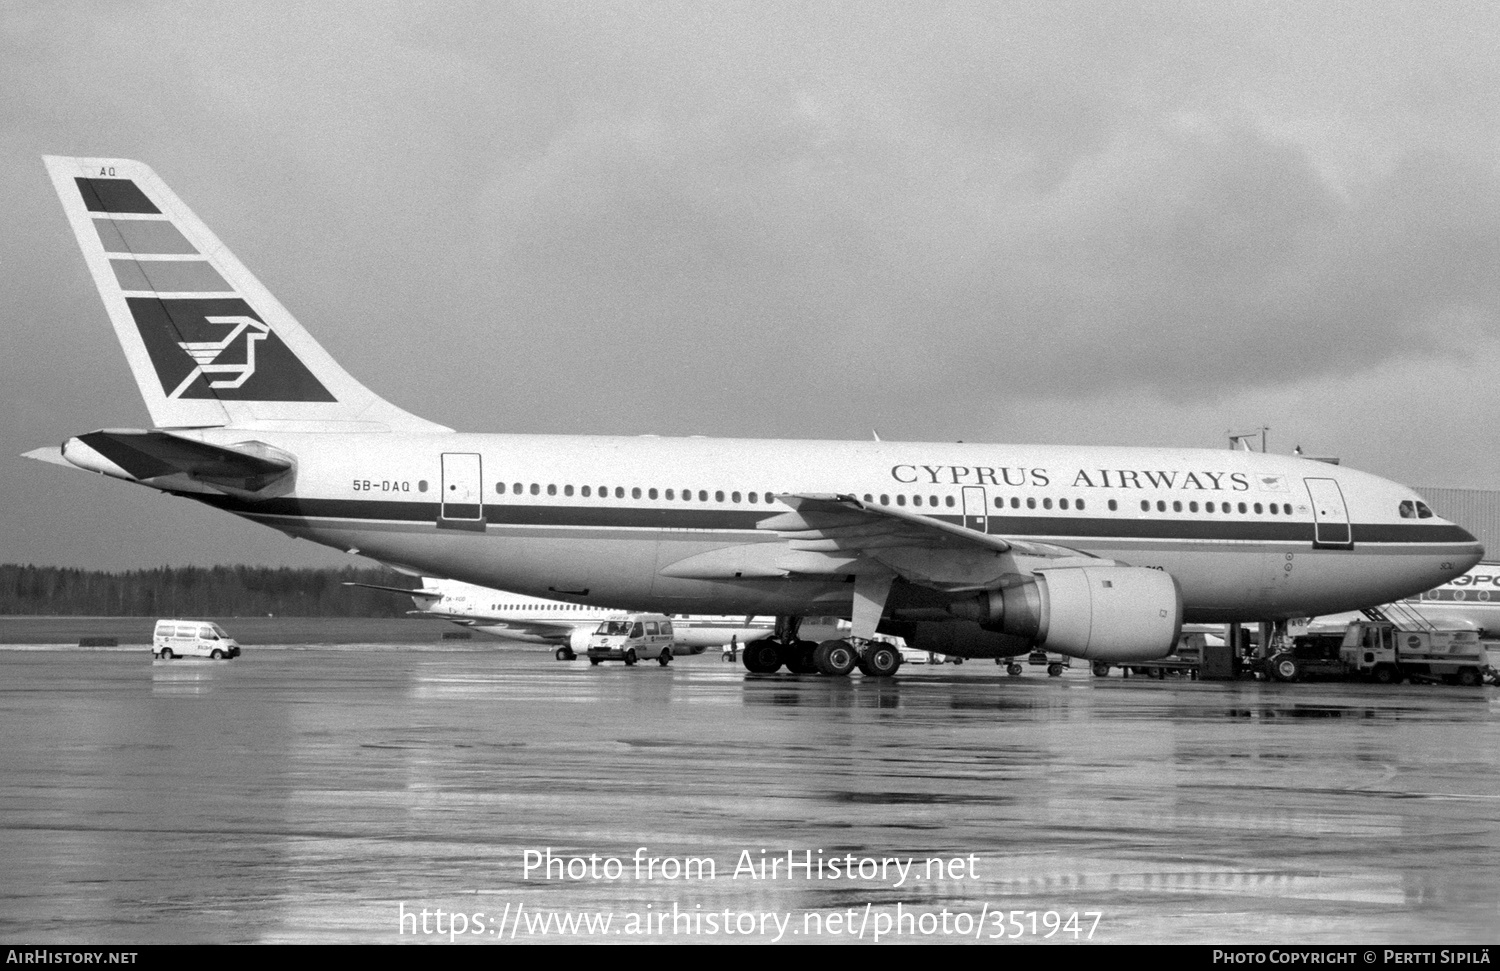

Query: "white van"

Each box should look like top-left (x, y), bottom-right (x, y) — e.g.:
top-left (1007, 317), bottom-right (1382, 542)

top-left (586, 614), bottom-right (676, 666)
top-left (153, 620), bottom-right (240, 660)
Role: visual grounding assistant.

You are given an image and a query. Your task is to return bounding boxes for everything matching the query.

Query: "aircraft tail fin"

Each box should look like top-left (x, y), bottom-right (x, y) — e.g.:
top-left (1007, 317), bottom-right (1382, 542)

top-left (43, 156), bottom-right (449, 433)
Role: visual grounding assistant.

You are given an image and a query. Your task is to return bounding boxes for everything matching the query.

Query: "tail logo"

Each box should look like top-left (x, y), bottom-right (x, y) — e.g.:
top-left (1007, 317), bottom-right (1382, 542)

top-left (127, 297), bottom-right (336, 402)
top-left (169, 316), bottom-right (268, 398)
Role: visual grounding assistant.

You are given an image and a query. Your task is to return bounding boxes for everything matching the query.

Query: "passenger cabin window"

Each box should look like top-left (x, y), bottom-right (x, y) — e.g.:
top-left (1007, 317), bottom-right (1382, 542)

top-left (495, 482), bottom-right (506, 494)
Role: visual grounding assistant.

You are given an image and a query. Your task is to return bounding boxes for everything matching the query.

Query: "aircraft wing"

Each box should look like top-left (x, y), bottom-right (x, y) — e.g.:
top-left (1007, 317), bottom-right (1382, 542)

top-left (452, 617), bottom-right (584, 642)
top-left (661, 493), bottom-right (1105, 589)
top-left (763, 494), bottom-right (1086, 558)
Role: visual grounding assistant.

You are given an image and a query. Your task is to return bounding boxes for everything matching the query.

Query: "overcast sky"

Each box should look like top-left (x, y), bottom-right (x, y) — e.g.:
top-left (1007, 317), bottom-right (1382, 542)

top-left (4, 1), bottom-right (1500, 570)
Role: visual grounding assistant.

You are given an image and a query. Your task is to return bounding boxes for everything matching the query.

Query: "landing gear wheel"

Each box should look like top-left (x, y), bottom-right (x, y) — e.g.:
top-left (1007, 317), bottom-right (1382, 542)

top-left (158, 648), bottom-right (173, 660)
top-left (1269, 654), bottom-right (1299, 682)
top-left (1006, 662), bottom-right (1023, 676)
top-left (861, 642), bottom-right (902, 678)
top-left (623, 649), bottom-right (638, 667)
top-left (782, 640), bottom-right (819, 674)
top-left (812, 639), bottom-right (858, 676)
top-left (742, 639), bottom-right (784, 674)
top-left (1047, 662), bottom-right (1064, 677)
top-left (658, 648), bottom-right (672, 667)
top-left (555, 647), bottom-right (576, 661)
top-left (1091, 661), bottom-right (1111, 677)
top-left (589, 657), bottom-right (601, 666)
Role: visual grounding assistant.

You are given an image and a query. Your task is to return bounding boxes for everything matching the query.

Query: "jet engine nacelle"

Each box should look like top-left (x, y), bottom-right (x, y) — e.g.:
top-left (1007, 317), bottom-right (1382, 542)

top-left (949, 566), bottom-right (1182, 661)
top-left (568, 627), bottom-right (594, 654)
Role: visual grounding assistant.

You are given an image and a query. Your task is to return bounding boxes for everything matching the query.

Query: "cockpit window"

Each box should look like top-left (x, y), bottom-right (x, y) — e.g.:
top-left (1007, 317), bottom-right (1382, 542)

top-left (1416, 501), bottom-right (1433, 519)
top-left (1399, 500), bottom-right (1415, 519)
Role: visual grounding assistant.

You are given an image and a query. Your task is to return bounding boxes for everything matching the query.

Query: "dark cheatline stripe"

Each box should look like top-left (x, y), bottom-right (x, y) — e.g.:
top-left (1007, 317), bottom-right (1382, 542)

top-left (187, 495), bottom-right (1479, 546)
top-left (75, 177), bottom-right (160, 214)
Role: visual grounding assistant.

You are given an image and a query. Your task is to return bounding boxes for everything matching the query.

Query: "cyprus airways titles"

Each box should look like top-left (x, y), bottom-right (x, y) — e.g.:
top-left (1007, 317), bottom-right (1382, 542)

top-left (24, 156), bottom-right (1483, 678)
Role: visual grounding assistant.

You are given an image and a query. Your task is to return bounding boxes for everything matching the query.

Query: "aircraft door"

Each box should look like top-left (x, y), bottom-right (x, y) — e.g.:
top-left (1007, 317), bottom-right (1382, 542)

top-left (439, 452), bottom-right (484, 530)
top-left (1304, 477), bottom-right (1352, 549)
top-left (962, 486), bottom-right (988, 533)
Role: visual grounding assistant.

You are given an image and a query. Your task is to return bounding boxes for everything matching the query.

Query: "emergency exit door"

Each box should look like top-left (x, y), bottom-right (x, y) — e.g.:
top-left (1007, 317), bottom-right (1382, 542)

top-left (1304, 477), bottom-right (1352, 549)
top-left (439, 452), bottom-right (484, 530)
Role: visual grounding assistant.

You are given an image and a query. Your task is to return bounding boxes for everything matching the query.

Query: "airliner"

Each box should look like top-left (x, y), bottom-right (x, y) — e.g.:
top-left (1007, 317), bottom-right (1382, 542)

top-left (24, 156), bottom-right (1484, 677)
top-left (348, 576), bottom-right (772, 658)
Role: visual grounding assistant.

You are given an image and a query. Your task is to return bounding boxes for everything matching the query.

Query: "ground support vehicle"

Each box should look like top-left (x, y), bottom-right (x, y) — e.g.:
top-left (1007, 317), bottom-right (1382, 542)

top-left (1013, 649), bottom-right (1070, 677)
top-left (153, 620), bottom-right (239, 660)
top-left (585, 615), bottom-right (677, 667)
top-left (1263, 633), bottom-right (1347, 682)
top-left (1337, 621), bottom-right (1491, 686)
top-left (1090, 633), bottom-right (1204, 679)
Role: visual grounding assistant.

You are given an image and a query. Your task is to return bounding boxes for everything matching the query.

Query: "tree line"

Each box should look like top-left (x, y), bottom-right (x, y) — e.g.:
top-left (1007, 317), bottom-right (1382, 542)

top-left (0, 564), bottom-right (421, 617)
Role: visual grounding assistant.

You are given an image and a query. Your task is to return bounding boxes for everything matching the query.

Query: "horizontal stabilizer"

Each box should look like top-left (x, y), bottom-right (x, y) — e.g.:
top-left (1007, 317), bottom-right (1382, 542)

top-left (61, 429), bottom-right (295, 498)
top-left (342, 581), bottom-right (441, 603)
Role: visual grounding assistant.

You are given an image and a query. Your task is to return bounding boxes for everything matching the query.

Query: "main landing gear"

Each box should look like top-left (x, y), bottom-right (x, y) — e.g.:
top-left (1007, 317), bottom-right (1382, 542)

top-left (741, 617), bottom-right (903, 678)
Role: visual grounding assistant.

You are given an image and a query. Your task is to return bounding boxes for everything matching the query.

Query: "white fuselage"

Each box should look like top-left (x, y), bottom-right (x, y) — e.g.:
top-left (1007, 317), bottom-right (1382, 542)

top-left (178, 431), bottom-right (1481, 624)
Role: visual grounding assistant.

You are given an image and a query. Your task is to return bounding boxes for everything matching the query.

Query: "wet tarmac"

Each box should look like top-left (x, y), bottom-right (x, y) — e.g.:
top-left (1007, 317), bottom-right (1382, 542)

top-left (0, 645), bottom-right (1496, 944)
